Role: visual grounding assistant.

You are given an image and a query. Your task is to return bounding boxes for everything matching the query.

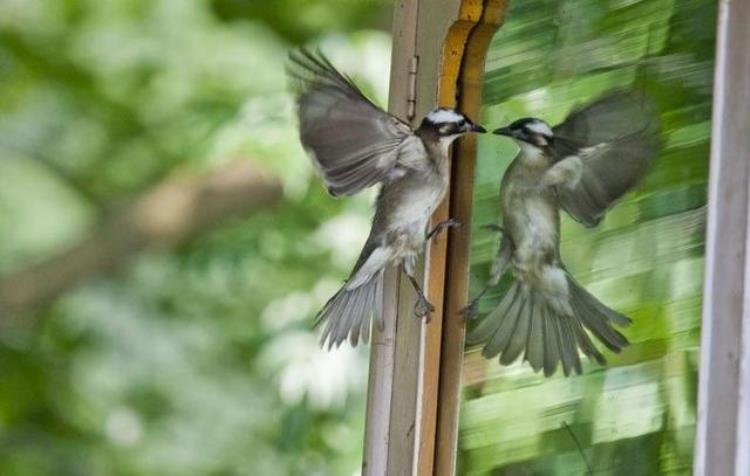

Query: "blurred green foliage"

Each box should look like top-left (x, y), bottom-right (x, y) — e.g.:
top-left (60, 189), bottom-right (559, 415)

top-left (461, 0), bottom-right (713, 474)
top-left (0, 0), bottom-right (718, 474)
top-left (0, 0), bottom-right (392, 474)
top-left (210, 0), bottom-right (392, 44)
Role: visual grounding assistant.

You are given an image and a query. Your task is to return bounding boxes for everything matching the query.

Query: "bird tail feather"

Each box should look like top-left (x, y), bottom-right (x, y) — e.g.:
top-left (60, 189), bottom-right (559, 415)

top-left (315, 270), bottom-right (384, 349)
top-left (468, 275), bottom-right (630, 376)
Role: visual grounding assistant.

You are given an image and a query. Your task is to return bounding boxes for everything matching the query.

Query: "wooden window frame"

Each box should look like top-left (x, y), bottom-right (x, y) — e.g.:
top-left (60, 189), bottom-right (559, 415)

top-left (363, 0), bottom-right (750, 474)
top-left (362, 1), bottom-right (506, 474)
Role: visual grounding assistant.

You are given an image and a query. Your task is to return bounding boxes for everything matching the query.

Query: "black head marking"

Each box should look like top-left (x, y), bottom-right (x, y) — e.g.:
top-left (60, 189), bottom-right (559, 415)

top-left (420, 108), bottom-right (486, 137)
top-left (493, 117), bottom-right (553, 146)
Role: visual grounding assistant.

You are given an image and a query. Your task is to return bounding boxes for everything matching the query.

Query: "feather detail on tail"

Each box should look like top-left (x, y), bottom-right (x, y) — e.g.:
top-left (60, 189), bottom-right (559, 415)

top-left (468, 274), bottom-right (630, 376)
top-left (315, 270), bottom-right (385, 349)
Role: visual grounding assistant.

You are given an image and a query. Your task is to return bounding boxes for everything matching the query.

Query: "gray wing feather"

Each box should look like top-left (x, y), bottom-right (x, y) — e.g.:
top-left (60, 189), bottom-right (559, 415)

top-left (553, 91), bottom-right (657, 146)
top-left (317, 234), bottom-right (388, 349)
top-left (542, 304), bottom-right (560, 377)
top-left (500, 295), bottom-right (531, 365)
top-left (571, 316), bottom-right (606, 365)
top-left (468, 282), bottom-right (519, 346)
top-left (551, 91), bottom-right (660, 226)
top-left (373, 271), bottom-right (384, 331)
top-left (317, 272), bottom-right (383, 349)
top-left (525, 298), bottom-right (545, 372)
top-left (481, 284), bottom-right (524, 357)
top-left (568, 277), bottom-right (629, 352)
top-left (559, 318), bottom-right (583, 375)
top-left (289, 49), bottom-right (419, 196)
top-left (553, 317), bottom-right (573, 376)
top-left (341, 283), bottom-right (367, 345)
top-left (471, 272), bottom-right (629, 376)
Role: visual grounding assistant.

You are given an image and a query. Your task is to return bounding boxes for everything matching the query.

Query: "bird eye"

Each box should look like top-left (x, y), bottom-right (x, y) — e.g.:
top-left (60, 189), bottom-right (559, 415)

top-left (458, 119), bottom-right (466, 127)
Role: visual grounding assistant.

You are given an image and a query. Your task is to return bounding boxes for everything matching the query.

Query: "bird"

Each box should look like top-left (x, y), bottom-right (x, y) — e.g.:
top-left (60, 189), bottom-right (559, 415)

top-left (464, 91), bottom-right (659, 376)
top-left (288, 49), bottom-right (486, 349)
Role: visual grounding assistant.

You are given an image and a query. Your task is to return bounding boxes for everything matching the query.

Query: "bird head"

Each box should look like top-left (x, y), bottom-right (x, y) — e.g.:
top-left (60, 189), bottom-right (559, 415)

top-left (419, 108), bottom-right (486, 145)
top-left (493, 118), bottom-right (553, 148)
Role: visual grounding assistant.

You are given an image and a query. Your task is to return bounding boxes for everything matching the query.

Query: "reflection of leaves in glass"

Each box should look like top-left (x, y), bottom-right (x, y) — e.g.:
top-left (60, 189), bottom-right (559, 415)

top-left (462, 0), bottom-right (713, 474)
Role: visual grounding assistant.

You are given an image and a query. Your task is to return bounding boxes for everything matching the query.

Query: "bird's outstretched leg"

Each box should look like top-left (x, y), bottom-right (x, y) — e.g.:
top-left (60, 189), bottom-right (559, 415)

top-left (426, 218), bottom-right (462, 241)
top-left (481, 223), bottom-right (504, 233)
top-left (462, 229), bottom-right (512, 320)
top-left (462, 287), bottom-right (488, 320)
top-left (404, 256), bottom-right (434, 321)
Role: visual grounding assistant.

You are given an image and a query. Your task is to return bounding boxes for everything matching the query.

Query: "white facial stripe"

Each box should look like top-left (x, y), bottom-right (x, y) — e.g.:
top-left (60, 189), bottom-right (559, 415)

top-left (426, 108), bottom-right (464, 124)
top-left (527, 120), bottom-right (553, 136)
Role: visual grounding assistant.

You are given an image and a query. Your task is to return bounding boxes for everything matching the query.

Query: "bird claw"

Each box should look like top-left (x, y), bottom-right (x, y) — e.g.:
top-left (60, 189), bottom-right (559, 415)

top-left (461, 300), bottom-right (480, 321)
top-left (414, 297), bottom-right (435, 321)
top-left (427, 218), bottom-right (462, 242)
top-left (481, 224), bottom-right (504, 234)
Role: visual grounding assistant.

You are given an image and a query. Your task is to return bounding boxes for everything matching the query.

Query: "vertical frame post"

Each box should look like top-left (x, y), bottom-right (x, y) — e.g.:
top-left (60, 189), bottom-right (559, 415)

top-left (362, 1), bottom-right (506, 474)
top-left (694, 1), bottom-right (750, 474)
top-left (435, 4), bottom-right (507, 474)
top-left (362, 0), bottom-right (502, 475)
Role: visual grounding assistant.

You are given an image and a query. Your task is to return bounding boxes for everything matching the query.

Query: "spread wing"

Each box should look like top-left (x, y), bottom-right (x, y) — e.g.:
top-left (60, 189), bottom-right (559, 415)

top-left (288, 49), bottom-right (421, 196)
top-left (548, 91), bottom-right (660, 227)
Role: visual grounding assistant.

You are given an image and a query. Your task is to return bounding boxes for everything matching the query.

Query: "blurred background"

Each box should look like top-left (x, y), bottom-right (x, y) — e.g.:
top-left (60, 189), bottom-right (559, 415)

top-left (0, 1), bottom-right (393, 475)
top-left (0, 0), bottom-right (715, 475)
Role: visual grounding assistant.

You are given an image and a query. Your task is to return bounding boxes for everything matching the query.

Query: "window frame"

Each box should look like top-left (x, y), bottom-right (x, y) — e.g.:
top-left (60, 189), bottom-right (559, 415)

top-left (694, 1), bottom-right (750, 474)
top-left (363, 0), bottom-right (750, 474)
top-left (362, 1), bottom-right (507, 474)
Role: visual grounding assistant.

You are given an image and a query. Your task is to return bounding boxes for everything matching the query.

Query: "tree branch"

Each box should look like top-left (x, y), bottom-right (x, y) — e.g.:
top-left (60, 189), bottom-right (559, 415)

top-left (0, 160), bottom-right (283, 319)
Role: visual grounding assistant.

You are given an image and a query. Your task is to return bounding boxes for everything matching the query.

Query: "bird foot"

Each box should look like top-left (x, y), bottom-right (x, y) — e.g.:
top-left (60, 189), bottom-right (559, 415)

top-left (461, 300), bottom-right (480, 321)
top-left (427, 219), bottom-right (462, 242)
top-left (481, 224), bottom-right (504, 234)
top-left (414, 297), bottom-right (435, 321)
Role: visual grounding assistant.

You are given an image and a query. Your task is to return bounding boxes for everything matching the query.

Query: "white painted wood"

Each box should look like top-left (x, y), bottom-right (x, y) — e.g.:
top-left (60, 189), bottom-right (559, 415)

top-left (738, 180), bottom-right (750, 475)
top-left (363, 269), bottom-right (399, 476)
top-left (362, 0), bottom-right (418, 472)
top-left (694, 1), bottom-right (750, 474)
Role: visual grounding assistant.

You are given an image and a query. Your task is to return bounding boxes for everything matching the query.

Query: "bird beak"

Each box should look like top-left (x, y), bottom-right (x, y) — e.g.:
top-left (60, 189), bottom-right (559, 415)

top-left (492, 126), bottom-right (512, 137)
top-left (471, 124), bottom-right (487, 134)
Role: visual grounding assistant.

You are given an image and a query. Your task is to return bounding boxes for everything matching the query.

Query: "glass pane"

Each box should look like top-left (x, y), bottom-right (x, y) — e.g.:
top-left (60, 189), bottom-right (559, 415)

top-left (460, 0), bottom-right (714, 474)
